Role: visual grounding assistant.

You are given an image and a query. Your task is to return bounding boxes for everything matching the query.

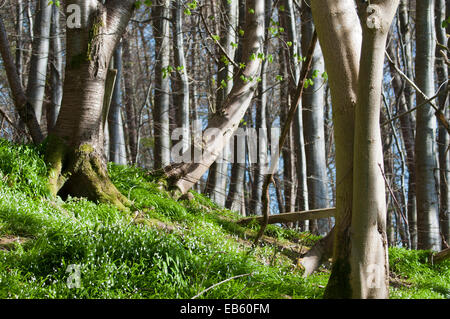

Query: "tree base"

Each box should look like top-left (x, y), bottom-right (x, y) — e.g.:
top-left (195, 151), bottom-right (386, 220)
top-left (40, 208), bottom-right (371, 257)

top-left (46, 136), bottom-right (129, 210)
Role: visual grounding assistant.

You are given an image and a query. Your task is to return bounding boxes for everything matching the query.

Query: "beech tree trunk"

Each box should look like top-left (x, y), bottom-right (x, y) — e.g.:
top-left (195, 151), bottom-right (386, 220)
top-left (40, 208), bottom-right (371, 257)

top-left (435, 0), bottom-right (450, 246)
top-left (301, 4), bottom-right (329, 235)
top-left (47, 3), bottom-right (63, 132)
top-left (310, 0), bottom-right (362, 298)
top-left (415, 0), bottom-right (441, 251)
top-left (152, 0), bottom-right (171, 169)
top-left (165, 0), bottom-right (265, 196)
top-left (108, 41), bottom-right (127, 165)
top-left (46, 0), bottom-right (136, 210)
top-left (350, 0), bottom-right (399, 299)
top-left (122, 34), bottom-right (138, 165)
top-left (26, 0), bottom-right (52, 124)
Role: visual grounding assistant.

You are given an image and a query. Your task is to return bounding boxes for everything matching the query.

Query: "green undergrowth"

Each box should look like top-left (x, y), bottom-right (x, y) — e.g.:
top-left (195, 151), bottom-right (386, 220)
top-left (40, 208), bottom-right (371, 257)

top-left (0, 140), bottom-right (448, 299)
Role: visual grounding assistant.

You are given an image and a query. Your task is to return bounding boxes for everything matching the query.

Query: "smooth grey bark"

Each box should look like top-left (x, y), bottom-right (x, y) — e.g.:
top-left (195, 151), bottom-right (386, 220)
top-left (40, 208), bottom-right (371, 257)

top-left (436, 0), bottom-right (450, 245)
top-left (398, 0), bottom-right (417, 249)
top-left (108, 42), bottom-right (127, 165)
top-left (350, 0), bottom-right (399, 299)
top-left (152, 0), bottom-right (171, 169)
top-left (310, 0), bottom-right (362, 299)
top-left (47, 3), bottom-right (63, 132)
top-left (301, 4), bottom-right (329, 235)
top-left (15, 0), bottom-right (24, 85)
top-left (173, 0), bottom-right (190, 159)
top-left (415, 0), bottom-right (441, 251)
top-left (122, 35), bottom-right (138, 165)
top-left (26, 0), bottom-right (52, 124)
top-left (248, 0), bottom-right (271, 216)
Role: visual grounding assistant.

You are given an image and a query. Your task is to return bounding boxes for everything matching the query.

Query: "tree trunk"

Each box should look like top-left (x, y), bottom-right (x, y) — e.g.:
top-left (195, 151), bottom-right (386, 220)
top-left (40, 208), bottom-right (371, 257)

top-left (249, 0), bottom-right (270, 216)
top-left (46, 0), bottom-right (136, 210)
top-left (15, 0), bottom-right (24, 86)
top-left (26, 0), bottom-right (52, 124)
top-left (301, 4), bottom-right (329, 235)
top-left (435, 0), bottom-right (449, 246)
top-left (350, 0), bottom-right (399, 299)
top-left (415, 0), bottom-right (441, 251)
top-left (310, 0), bottom-right (361, 299)
top-left (122, 34), bottom-right (138, 165)
top-left (47, 3), bottom-right (63, 133)
top-left (0, 16), bottom-right (43, 143)
top-left (152, 0), bottom-right (171, 169)
top-left (386, 39), bottom-right (416, 249)
top-left (108, 41), bottom-right (127, 165)
top-left (398, 0), bottom-right (417, 249)
top-left (165, 0), bottom-right (265, 196)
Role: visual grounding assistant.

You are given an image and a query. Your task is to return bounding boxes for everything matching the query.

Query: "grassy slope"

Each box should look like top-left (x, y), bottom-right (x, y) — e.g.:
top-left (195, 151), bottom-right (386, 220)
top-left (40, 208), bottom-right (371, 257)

top-left (0, 140), bottom-right (448, 299)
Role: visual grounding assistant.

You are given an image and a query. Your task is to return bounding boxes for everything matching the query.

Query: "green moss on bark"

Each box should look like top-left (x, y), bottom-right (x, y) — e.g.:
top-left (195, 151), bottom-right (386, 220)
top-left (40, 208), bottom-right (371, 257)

top-left (323, 258), bottom-right (352, 299)
top-left (45, 138), bottom-right (130, 211)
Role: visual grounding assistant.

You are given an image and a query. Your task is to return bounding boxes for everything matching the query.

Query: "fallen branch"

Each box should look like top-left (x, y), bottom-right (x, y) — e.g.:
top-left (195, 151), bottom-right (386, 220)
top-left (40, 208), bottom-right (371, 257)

top-left (432, 247), bottom-right (450, 264)
top-left (238, 208), bottom-right (335, 226)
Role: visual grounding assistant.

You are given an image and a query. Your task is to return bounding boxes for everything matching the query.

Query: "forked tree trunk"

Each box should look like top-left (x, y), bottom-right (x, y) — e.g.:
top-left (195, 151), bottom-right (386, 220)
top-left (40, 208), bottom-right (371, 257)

top-left (165, 0), bottom-right (265, 196)
top-left (310, 0), bottom-right (361, 298)
top-left (351, 0), bottom-right (399, 299)
top-left (46, 0), bottom-right (136, 210)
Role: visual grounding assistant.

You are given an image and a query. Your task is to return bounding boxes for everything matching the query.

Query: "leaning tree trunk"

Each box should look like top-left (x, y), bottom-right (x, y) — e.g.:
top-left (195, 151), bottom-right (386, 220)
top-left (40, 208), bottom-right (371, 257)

top-left (26, 0), bottom-right (52, 125)
top-left (351, 0), bottom-right (399, 299)
top-left (46, 0), bottom-right (136, 210)
top-left (310, 0), bottom-right (362, 299)
top-left (415, 0), bottom-right (441, 251)
top-left (165, 0), bottom-right (265, 196)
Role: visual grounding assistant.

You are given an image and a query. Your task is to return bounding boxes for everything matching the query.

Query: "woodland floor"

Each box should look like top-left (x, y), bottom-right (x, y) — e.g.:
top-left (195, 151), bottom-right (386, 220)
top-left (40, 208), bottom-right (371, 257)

top-left (0, 140), bottom-right (448, 299)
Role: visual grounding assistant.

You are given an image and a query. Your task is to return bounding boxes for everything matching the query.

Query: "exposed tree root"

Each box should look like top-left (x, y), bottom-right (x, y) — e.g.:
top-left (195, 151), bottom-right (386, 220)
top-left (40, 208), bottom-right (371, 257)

top-left (299, 227), bottom-right (334, 277)
top-left (46, 136), bottom-right (130, 210)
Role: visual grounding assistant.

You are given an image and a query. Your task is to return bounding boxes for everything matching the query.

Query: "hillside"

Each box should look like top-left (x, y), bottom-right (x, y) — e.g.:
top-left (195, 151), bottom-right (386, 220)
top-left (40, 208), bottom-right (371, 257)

top-left (0, 140), bottom-right (448, 299)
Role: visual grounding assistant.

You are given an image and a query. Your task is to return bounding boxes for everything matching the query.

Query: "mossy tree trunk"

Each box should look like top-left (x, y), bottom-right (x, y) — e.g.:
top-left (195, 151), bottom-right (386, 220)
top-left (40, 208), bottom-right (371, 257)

top-left (45, 0), bottom-right (136, 209)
